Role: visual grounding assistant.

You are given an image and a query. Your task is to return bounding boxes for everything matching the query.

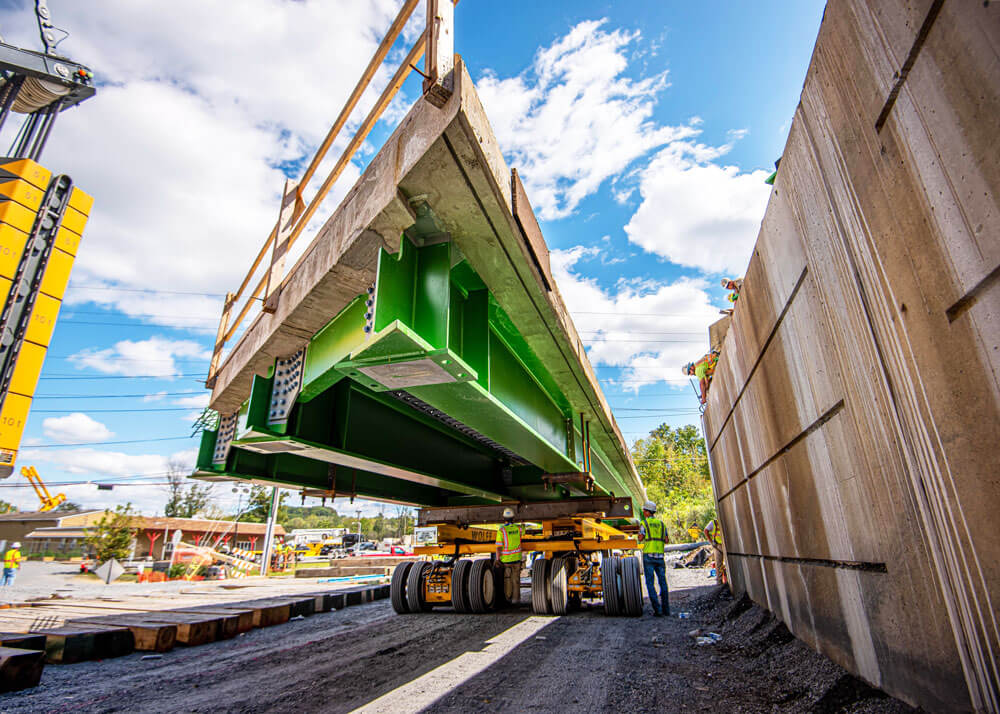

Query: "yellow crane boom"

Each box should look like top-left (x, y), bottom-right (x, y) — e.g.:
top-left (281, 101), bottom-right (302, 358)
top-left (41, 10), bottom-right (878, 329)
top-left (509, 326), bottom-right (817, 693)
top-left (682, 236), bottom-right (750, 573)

top-left (21, 465), bottom-right (66, 512)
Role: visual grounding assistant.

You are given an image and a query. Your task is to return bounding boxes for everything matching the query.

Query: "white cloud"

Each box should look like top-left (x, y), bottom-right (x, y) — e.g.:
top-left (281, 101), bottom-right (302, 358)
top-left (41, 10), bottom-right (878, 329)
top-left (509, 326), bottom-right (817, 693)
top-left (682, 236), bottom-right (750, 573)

top-left (624, 141), bottom-right (772, 275)
top-left (20, 447), bottom-right (196, 479)
top-left (143, 391), bottom-right (168, 403)
top-left (551, 248), bottom-right (719, 390)
top-left (41, 413), bottom-right (114, 443)
top-left (0, 1), bottom-right (416, 328)
top-left (69, 336), bottom-right (211, 378)
top-left (173, 394), bottom-right (211, 409)
top-left (477, 19), bottom-right (697, 220)
top-left (13, 448), bottom-right (200, 515)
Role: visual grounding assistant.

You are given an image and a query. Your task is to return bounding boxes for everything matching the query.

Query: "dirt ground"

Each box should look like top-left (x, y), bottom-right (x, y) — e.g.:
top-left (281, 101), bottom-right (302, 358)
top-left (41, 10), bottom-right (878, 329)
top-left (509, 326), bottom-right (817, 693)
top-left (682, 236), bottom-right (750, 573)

top-left (0, 565), bottom-right (921, 714)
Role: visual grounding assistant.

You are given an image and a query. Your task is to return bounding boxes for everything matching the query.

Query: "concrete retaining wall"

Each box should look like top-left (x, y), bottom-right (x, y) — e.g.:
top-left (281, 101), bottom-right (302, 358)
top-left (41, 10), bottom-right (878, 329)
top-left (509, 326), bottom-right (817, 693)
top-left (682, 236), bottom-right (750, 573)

top-left (703, 2), bottom-right (999, 711)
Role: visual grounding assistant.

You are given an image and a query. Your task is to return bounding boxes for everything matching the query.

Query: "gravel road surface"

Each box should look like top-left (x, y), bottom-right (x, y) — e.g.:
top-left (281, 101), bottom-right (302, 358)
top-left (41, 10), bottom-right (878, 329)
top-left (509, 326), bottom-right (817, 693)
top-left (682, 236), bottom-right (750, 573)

top-left (0, 567), bottom-right (919, 714)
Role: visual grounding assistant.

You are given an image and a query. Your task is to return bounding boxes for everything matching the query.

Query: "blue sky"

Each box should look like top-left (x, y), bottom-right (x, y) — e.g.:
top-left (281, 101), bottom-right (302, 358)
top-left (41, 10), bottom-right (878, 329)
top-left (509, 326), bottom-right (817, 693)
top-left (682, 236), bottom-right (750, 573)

top-left (0, 0), bottom-right (824, 515)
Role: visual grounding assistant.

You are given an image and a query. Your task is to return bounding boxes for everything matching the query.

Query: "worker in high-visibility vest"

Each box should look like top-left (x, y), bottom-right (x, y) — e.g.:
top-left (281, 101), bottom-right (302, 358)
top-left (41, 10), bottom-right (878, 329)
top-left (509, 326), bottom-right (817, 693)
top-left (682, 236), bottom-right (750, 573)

top-left (684, 350), bottom-right (719, 405)
top-left (495, 507), bottom-right (524, 605)
top-left (638, 502), bottom-right (669, 616)
top-left (704, 519), bottom-right (727, 585)
top-left (2, 542), bottom-right (22, 587)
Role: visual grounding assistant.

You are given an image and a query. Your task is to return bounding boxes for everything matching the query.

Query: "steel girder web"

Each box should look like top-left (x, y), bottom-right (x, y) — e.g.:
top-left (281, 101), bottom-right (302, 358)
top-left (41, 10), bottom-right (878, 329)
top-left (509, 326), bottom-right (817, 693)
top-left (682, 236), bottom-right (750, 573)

top-left (195, 235), bottom-right (643, 508)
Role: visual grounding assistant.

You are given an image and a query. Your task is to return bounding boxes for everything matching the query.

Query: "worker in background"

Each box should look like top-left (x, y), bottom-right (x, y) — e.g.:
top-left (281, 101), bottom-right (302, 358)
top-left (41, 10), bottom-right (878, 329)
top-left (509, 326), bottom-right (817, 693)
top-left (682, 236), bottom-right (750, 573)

top-left (720, 277), bottom-right (743, 316)
top-left (2, 541), bottom-right (22, 587)
top-left (684, 350), bottom-right (719, 405)
top-left (638, 502), bottom-right (669, 616)
top-left (495, 507), bottom-right (523, 605)
top-left (704, 519), bottom-right (727, 585)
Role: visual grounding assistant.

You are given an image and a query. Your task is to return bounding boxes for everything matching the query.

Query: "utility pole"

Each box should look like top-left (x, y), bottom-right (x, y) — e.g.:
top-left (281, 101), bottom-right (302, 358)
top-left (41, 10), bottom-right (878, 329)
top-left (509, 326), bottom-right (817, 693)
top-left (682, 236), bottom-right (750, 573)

top-left (259, 486), bottom-right (280, 576)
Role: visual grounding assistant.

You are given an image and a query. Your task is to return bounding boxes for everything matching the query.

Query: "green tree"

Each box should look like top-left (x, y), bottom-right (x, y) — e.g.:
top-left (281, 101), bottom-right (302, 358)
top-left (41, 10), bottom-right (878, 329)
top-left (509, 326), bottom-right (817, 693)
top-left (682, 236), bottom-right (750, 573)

top-left (54, 501), bottom-right (82, 512)
top-left (0, 500), bottom-right (17, 514)
top-left (85, 504), bottom-right (137, 562)
top-left (632, 424), bottom-right (716, 543)
top-left (242, 486), bottom-right (289, 523)
top-left (164, 460), bottom-right (215, 518)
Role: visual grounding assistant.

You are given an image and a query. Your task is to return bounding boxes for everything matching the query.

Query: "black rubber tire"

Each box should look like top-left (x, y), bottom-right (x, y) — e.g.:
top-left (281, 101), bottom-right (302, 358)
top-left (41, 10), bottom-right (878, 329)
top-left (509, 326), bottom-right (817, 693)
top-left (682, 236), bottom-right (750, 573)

top-left (531, 557), bottom-right (551, 614)
top-left (451, 559), bottom-right (472, 613)
top-left (549, 555), bottom-right (576, 615)
top-left (406, 561), bottom-right (433, 613)
top-left (391, 561), bottom-right (413, 614)
top-left (621, 556), bottom-right (643, 617)
top-left (469, 559), bottom-right (496, 613)
top-left (602, 556), bottom-right (621, 616)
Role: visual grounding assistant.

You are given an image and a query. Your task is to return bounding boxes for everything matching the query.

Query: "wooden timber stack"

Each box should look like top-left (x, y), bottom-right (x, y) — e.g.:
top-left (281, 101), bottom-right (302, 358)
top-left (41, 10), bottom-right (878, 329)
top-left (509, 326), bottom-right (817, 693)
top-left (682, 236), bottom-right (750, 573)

top-left (0, 580), bottom-right (391, 692)
top-left (703, 2), bottom-right (999, 712)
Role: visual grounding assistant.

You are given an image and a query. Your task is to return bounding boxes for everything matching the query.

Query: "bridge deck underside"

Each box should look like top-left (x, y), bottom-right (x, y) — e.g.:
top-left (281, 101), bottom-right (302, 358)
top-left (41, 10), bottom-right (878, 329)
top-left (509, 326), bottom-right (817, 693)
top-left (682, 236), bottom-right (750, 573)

top-left (198, 58), bottom-right (643, 509)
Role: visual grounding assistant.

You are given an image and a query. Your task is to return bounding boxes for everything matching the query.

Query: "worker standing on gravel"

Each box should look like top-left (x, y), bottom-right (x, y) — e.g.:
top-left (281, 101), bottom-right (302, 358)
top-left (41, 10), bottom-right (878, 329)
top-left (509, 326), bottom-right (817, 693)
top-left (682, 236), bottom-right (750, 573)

top-left (2, 541), bottom-right (22, 587)
top-left (704, 519), bottom-right (726, 586)
top-left (495, 507), bottom-right (523, 604)
top-left (638, 502), bottom-right (669, 616)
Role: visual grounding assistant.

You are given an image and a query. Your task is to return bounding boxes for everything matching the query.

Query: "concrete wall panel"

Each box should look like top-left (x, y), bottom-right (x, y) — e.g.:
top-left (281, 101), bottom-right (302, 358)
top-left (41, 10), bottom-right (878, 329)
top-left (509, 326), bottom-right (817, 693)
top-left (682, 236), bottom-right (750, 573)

top-left (706, 2), bottom-right (1000, 711)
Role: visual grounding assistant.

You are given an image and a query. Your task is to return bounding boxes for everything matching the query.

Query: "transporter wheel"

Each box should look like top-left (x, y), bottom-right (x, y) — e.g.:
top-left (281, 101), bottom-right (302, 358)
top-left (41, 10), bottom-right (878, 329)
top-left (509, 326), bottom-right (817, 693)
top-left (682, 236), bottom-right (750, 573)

top-left (469, 559), bottom-right (496, 613)
top-left (531, 557), bottom-right (552, 614)
top-left (451, 559), bottom-right (472, 613)
top-left (406, 561), bottom-right (433, 613)
top-left (621, 556), bottom-right (643, 617)
top-left (391, 561), bottom-right (414, 614)
top-left (496, 562), bottom-right (520, 608)
top-left (549, 555), bottom-right (576, 615)
top-left (602, 556), bottom-right (621, 616)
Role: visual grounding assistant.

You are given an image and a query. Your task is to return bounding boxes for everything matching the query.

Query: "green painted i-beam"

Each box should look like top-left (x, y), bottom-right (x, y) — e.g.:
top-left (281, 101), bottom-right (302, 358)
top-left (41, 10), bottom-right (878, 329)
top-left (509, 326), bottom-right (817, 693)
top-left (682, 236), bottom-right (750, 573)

top-left (196, 232), bottom-right (638, 507)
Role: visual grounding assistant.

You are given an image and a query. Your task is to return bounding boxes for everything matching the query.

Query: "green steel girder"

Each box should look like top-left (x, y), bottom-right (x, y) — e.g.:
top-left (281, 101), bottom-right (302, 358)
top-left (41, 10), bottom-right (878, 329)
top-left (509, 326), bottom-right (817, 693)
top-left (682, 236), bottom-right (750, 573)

top-left (196, 234), bottom-right (640, 508)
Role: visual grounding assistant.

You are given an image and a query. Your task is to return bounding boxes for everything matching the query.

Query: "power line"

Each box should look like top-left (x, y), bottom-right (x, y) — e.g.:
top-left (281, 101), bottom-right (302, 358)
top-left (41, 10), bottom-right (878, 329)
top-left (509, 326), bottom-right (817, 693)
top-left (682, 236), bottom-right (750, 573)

top-left (23, 436), bottom-right (195, 448)
top-left (56, 320), bottom-right (215, 329)
top-left (614, 413), bottom-right (700, 419)
top-left (39, 374), bottom-right (205, 380)
top-left (69, 285), bottom-right (227, 297)
top-left (32, 407), bottom-right (197, 414)
top-left (611, 407), bottom-right (699, 412)
top-left (579, 330), bottom-right (705, 336)
top-left (64, 310), bottom-right (218, 320)
top-left (573, 311), bottom-right (713, 317)
top-left (34, 391), bottom-right (204, 400)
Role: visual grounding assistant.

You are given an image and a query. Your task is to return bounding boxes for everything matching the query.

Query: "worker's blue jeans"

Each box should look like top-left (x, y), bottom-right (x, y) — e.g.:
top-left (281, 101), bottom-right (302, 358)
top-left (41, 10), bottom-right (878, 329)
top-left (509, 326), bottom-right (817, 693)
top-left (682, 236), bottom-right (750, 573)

top-left (642, 554), bottom-right (668, 614)
top-left (1, 568), bottom-right (15, 586)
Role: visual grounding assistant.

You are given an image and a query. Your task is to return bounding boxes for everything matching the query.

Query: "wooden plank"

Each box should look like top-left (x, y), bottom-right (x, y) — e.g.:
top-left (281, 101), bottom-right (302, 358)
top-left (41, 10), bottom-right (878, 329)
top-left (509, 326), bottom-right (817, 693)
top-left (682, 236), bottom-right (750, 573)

top-left (32, 605), bottom-right (218, 648)
top-left (237, 596), bottom-right (314, 619)
top-left (177, 607), bottom-right (254, 635)
top-left (213, 600), bottom-right (289, 628)
top-left (0, 646), bottom-right (45, 693)
top-left (423, 0), bottom-right (455, 106)
top-left (0, 632), bottom-right (45, 651)
top-left (74, 612), bottom-right (217, 648)
top-left (9, 607), bottom-right (176, 653)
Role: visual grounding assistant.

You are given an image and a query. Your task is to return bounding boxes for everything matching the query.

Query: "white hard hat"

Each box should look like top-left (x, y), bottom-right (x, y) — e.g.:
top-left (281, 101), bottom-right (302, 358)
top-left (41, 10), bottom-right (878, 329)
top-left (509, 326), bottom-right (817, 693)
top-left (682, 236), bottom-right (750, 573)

top-left (12, 542), bottom-right (20, 548)
top-left (502, 507), bottom-right (515, 520)
top-left (642, 501), bottom-right (656, 514)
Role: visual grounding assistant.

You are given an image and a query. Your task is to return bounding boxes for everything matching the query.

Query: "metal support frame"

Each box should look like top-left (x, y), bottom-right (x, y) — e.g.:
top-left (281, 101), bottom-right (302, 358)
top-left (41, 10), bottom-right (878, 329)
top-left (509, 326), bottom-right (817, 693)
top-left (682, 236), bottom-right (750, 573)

top-left (259, 485), bottom-right (280, 576)
top-left (417, 496), bottom-right (635, 526)
top-left (0, 75), bottom-right (25, 134)
top-left (28, 98), bottom-right (61, 161)
top-left (0, 174), bottom-right (71, 393)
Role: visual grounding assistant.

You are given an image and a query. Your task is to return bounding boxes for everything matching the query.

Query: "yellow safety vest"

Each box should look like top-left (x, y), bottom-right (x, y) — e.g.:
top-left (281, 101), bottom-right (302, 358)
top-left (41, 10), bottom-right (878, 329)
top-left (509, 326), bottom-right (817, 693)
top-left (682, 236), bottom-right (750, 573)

top-left (4, 548), bottom-right (21, 569)
top-left (641, 518), bottom-right (666, 555)
top-left (496, 523), bottom-right (523, 563)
